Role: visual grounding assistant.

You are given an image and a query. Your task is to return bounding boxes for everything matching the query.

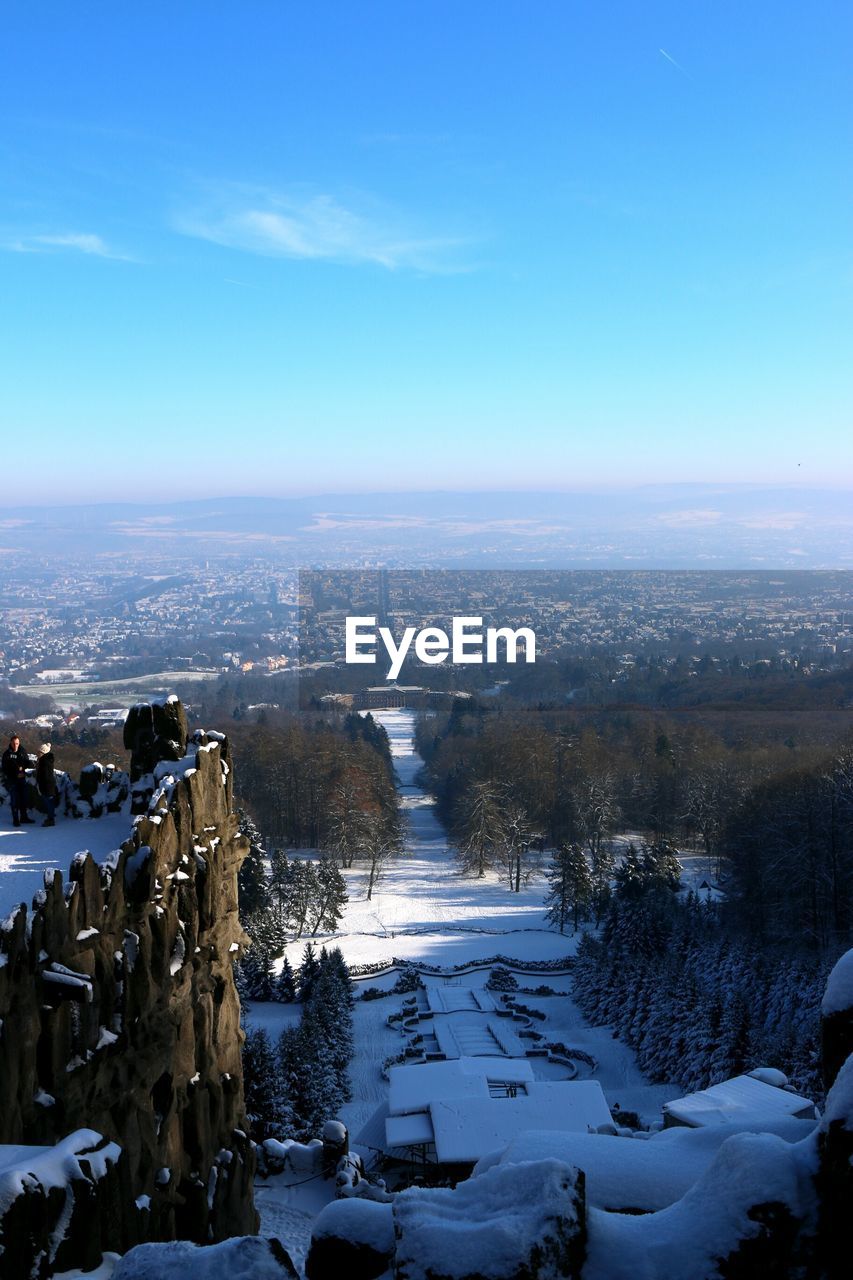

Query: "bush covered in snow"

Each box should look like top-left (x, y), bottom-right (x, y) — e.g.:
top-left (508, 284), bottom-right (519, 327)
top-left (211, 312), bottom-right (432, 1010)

top-left (486, 965), bottom-right (519, 992)
top-left (392, 964), bottom-right (425, 994)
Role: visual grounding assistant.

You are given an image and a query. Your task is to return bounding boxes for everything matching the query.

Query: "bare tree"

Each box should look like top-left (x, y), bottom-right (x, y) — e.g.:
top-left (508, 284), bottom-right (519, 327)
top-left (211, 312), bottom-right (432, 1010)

top-left (362, 810), bottom-right (404, 901)
top-left (500, 805), bottom-right (541, 893)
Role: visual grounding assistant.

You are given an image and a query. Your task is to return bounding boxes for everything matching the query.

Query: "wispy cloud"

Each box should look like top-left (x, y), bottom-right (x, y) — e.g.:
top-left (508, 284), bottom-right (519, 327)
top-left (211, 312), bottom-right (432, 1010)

top-left (659, 48), bottom-right (690, 77)
top-left (3, 231), bottom-right (132, 260)
top-left (177, 185), bottom-right (472, 273)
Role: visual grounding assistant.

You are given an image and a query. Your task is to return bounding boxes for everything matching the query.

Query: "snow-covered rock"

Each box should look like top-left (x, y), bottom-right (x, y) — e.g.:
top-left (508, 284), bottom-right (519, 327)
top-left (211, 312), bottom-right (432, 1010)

top-left (111, 1236), bottom-right (298, 1279)
top-left (305, 1198), bottom-right (394, 1280)
top-left (392, 1157), bottom-right (585, 1280)
top-left (821, 947), bottom-right (853, 1092)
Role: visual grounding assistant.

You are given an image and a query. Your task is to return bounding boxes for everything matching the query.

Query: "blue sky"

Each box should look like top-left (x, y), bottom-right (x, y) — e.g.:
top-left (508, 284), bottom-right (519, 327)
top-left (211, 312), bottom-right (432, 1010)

top-left (1, 1), bottom-right (851, 501)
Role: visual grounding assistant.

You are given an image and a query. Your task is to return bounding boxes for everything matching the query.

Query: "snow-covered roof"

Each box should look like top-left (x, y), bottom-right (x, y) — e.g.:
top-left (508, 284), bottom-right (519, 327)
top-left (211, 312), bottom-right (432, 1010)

top-left (386, 1112), bottom-right (436, 1148)
top-left (663, 1075), bottom-right (816, 1128)
top-left (428, 1081), bottom-right (613, 1164)
top-left (389, 1057), bottom-right (534, 1117)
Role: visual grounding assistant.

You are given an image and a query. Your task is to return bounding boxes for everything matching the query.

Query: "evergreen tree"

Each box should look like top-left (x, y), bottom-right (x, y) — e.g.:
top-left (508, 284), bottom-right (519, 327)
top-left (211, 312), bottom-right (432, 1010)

top-left (298, 941), bottom-right (320, 1001)
top-left (453, 780), bottom-right (506, 878)
top-left (237, 808), bottom-right (270, 920)
top-left (309, 851), bottom-right (349, 935)
top-left (544, 843), bottom-right (592, 933)
top-left (242, 1027), bottom-right (291, 1139)
top-left (273, 955), bottom-right (296, 1002)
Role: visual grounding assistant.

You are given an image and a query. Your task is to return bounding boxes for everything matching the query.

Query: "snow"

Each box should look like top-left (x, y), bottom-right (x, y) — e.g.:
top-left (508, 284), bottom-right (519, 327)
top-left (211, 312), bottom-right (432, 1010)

top-left (747, 1066), bottom-right (789, 1088)
top-left (393, 1157), bottom-right (582, 1280)
top-left (663, 1074), bottom-right (816, 1128)
top-left (311, 1196), bottom-right (394, 1251)
top-left (321, 1120), bottom-right (347, 1144)
top-left (0, 807), bottom-right (133, 919)
top-left (110, 1237), bottom-right (297, 1279)
top-left (426, 986), bottom-right (497, 1013)
top-left (0, 1129), bottom-right (121, 1218)
top-left (283, 709), bottom-right (575, 972)
top-left (428, 1081), bottom-right (613, 1164)
top-left (583, 1130), bottom-right (817, 1280)
top-left (819, 1049), bottom-right (853, 1132)
top-left (475, 1116), bottom-right (817, 1213)
top-left (262, 1138), bottom-right (323, 1175)
top-left (822, 946), bottom-right (853, 1016)
top-left (386, 1112), bottom-right (436, 1146)
top-left (55, 1256), bottom-right (122, 1280)
top-left (390, 1058), bottom-right (535, 1117)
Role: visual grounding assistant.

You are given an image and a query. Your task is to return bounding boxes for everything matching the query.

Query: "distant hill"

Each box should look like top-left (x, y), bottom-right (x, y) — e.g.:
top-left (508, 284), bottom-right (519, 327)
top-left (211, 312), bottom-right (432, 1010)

top-left (1, 485), bottom-right (851, 566)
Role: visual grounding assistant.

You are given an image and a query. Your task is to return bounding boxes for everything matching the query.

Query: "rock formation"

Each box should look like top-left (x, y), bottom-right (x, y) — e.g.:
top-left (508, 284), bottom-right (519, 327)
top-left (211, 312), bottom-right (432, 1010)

top-left (0, 699), bottom-right (257, 1274)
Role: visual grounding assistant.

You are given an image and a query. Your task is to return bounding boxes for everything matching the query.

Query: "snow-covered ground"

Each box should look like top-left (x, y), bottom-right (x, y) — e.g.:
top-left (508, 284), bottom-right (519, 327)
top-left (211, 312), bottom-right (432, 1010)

top-left (250, 709), bottom-right (681, 1271)
top-left (0, 807), bottom-right (133, 920)
top-left (283, 708), bottom-right (578, 973)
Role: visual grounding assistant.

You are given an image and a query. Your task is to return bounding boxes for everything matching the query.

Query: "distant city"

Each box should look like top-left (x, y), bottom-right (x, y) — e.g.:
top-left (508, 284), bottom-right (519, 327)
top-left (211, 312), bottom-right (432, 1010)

top-left (1, 556), bottom-right (851, 720)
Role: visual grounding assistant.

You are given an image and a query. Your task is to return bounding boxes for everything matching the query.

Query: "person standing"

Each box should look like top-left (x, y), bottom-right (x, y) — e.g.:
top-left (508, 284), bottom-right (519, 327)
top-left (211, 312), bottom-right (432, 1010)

top-left (2, 733), bottom-right (34, 827)
top-left (36, 743), bottom-right (58, 827)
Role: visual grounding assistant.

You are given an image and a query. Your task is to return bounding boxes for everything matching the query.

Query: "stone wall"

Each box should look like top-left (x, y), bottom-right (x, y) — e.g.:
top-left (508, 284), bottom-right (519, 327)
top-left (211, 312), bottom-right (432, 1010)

top-left (0, 700), bottom-right (257, 1260)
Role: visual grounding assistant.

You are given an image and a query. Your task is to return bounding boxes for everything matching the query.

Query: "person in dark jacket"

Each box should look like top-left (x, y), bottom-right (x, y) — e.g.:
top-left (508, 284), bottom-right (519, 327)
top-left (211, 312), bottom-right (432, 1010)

top-left (36, 743), bottom-right (58, 827)
top-left (2, 734), bottom-right (34, 827)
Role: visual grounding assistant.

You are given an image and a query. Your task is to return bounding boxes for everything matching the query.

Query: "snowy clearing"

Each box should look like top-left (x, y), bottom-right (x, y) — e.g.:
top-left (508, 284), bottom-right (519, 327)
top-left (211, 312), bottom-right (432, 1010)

top-left (0, 807), bottom-right (133, 919)
top-left (282, 709), bottom-right (579, 973)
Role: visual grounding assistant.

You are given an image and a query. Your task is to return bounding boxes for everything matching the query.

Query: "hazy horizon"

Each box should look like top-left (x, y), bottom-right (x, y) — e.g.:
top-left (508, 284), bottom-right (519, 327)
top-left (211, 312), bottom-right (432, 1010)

top-left (2, 485), bottom-right (851, 568)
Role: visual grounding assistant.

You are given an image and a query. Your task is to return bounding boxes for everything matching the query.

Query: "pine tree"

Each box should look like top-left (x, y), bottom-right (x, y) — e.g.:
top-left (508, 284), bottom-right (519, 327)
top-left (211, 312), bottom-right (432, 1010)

top-left (273, 955), bottom-right (296, 1002)
top-left (298, 941), bottom-right (320, 1002)
top-left (237, 809), bottom-right (270, 920)
top-left (242, 1027), bottom-right (291, 1139)
top-left (453, 780), bottom-right (507, 878)
top-left (544, 843), bottom-right (592, 933)
top-left (309, 851), bottom-right (349, 935)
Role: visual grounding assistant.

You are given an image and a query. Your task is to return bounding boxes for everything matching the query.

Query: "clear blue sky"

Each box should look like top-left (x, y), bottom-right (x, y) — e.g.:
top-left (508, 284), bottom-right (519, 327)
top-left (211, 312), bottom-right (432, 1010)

top-left (1, 1), bottom-right (851, 501)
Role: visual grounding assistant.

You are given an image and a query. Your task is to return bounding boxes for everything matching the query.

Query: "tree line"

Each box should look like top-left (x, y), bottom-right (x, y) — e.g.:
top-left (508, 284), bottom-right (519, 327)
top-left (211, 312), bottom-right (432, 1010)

top-left (573, 870), bottom-right (831, 1102)
top-left (419, 699), bottom-right (853, 952)
top-left (228, 710), bottom-right (398, 849)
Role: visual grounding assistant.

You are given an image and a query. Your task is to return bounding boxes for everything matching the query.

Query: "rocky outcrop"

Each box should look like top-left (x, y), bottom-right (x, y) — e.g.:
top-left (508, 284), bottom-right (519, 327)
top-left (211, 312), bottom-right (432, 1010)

top-left (392, 1159), bottom-right (587, 1280)
top-left (306, 1200), bottom-right (395, 1280)
top-left (0, 1129), bottom-right (133, 1279)
top-left (124, 697), bottom-right (189, 811)
top-left (816, 948), bottom-right (853, 1280)
top-left (0, 700), bottom-right (257, 1266)
top-left (112, 1236), bottom-right (299, 1278)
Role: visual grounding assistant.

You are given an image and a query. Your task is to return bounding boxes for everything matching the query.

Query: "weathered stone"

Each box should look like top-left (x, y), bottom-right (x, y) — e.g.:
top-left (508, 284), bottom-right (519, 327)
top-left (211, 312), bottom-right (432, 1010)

top-left (124, 698), bottom-right (188, 782)
top-left (821, 948), bottom-right (853, 1093)
top-left (307, 1199), bottom-right (395, 1280)
top-left (0, 1130), bottom-right (138, 1280)
top-left (112, 1235), bottom-right (299, 1278)
top-left (393, 1158), bottom-right (586, 1280)
top-left (0, 700), bottom-right (255, 1269)
top-left (816, 960), bottom-right (853, 1280)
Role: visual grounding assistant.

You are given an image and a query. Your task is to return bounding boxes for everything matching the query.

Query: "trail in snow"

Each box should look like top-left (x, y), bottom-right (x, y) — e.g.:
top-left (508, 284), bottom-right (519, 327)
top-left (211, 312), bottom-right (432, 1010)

top-left (288, 707), bottom-right (576, 970)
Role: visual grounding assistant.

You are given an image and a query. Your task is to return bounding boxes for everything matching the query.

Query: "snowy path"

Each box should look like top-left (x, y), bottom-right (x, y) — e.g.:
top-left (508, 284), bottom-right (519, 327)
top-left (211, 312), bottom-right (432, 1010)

top-left (297, 708), bottom-right (574, 970)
